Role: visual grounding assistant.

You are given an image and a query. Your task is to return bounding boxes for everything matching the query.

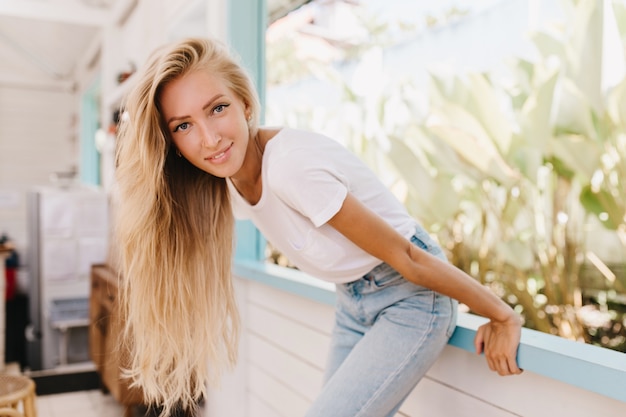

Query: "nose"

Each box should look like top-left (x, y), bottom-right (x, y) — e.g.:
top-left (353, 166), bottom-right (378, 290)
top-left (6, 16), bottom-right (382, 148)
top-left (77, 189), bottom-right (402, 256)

top-left (199, 122), bottom-right (221, 148)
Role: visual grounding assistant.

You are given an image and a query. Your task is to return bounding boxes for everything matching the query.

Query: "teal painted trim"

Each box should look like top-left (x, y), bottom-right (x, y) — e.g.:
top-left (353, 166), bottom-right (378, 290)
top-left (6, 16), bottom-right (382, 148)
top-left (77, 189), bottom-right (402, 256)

top-left (234, 221), bottom-right (266, 262)
top-left (235, 260), bottom-right (336, 305)
top-left (227, 0), bottom-right (266, 113)
top-left (80, 76), bottom-right (101, 185)
top-left (234, 260), bottom-right (626, 404)
top-left (229, 0), bottom-right (268, 262)
top-left (449, 312), bottom-right (626, 403)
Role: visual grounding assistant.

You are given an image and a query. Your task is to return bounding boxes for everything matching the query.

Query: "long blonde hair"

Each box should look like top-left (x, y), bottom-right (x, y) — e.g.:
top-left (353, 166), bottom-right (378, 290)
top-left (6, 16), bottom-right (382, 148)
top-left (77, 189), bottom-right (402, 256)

top-left (114, 37), bottom-right (260, 415)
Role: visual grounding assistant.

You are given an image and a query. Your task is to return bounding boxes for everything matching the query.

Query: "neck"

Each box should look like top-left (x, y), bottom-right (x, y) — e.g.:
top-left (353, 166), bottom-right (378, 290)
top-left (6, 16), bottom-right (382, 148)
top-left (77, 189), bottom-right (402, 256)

top-left (230, 132), bottom-right (264, 204)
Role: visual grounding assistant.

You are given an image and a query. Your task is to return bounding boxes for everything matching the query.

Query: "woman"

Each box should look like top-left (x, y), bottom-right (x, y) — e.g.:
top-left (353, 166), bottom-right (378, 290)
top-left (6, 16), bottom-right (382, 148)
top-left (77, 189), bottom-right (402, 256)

top-left (115, 37), bottom-right (522, 417)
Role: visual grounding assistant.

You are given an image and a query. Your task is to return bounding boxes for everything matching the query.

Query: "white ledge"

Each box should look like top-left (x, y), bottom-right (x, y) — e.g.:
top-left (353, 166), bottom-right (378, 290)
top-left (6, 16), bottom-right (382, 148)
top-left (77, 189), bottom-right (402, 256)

top-left (234, 260), bottom-right (626, 404)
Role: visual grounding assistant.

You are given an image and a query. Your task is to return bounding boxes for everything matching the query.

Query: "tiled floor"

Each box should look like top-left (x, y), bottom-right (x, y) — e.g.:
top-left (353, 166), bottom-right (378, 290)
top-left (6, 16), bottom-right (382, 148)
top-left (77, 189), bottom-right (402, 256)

top-left (37, 390), bottom-right (125, 417)
top-left (0, 364), bottom-right (123, 417)
top-left (3, 363), bottom-right (203, 417)
top-left (36, 389), bottom-right (207, 417)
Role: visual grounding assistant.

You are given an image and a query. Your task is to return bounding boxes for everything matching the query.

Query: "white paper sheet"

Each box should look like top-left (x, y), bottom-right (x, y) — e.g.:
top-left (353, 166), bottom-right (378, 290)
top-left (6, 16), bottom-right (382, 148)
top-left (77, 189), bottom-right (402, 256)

top-left (41, 192), bottom-right (75, 239)
top-left (77, 237), bottom-right (107, 276)
top-left (42, 239), bottom-right (76, 281)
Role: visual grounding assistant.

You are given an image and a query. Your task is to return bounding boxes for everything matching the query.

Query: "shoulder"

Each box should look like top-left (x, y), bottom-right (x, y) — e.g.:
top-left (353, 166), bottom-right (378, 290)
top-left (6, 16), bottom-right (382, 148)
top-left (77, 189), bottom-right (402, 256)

top-left (264, 129), bottom-right (353, 190)
top-left (263, 127), bottom-right (346, 156)
top-left (265, 128), bottom-right (339, 171)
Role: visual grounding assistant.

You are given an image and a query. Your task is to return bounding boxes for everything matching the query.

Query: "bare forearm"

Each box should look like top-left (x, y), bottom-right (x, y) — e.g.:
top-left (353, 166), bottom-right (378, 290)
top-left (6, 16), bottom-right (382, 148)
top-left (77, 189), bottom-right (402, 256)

top-left (326, 194), bottom-right (522, 375)
top-left (402, 245), bottom-right (516, 323)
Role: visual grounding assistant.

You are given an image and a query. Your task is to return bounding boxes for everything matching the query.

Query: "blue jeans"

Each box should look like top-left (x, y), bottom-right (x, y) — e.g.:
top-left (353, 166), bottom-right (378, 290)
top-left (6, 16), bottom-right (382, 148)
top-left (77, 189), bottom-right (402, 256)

top-left (306, 228), bottom-right (458, 417)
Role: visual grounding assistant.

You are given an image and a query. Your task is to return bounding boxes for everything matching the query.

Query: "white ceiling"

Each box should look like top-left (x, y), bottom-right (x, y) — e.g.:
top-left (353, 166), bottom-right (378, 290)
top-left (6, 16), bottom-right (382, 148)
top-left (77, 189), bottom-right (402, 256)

top-left (0, 0), bottom-right (116, 89)
top-left (0, 0), bottom-right (311, 90)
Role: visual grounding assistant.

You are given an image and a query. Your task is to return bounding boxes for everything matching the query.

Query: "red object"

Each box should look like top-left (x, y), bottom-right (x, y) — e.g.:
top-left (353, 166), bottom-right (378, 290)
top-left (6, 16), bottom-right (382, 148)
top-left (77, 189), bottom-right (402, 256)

top-left (5, 267), bottom-right (16, 300)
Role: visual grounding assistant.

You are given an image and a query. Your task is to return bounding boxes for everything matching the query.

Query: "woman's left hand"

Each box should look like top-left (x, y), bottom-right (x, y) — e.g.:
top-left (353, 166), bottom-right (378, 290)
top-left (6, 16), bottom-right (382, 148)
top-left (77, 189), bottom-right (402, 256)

top-left (474, 314), bottom-right (523, 376)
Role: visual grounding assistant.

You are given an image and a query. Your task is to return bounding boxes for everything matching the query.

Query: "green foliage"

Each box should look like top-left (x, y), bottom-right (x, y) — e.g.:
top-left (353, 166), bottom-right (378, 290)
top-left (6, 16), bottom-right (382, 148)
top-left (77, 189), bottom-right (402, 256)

top-left (409, 0), bottom-right (626, 349)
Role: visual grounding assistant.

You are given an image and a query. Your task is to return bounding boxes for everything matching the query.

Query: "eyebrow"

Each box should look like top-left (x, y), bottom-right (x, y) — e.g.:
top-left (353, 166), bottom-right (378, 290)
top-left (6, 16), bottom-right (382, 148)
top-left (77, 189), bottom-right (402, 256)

top-left (165, 94), bottom-right (225, 125)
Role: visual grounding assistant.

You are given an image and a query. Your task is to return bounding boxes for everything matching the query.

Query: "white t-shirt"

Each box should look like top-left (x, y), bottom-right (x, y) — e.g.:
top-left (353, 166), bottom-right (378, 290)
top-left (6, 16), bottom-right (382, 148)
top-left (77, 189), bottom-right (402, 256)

top-left (226, 127), bottom-right (418, 283)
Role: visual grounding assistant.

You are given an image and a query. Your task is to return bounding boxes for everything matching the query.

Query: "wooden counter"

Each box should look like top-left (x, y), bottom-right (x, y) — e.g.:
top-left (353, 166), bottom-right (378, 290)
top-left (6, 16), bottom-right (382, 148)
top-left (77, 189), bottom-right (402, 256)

top-left (89, 264), bottom-right (143, 417)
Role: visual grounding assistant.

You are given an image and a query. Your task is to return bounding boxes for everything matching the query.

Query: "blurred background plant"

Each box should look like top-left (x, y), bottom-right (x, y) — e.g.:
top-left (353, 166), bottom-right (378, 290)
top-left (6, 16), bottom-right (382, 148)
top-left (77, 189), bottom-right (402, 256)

top-left (265, 0), bottom-right (626, 352)
top-left (413, 0), bottom-right (626, 350)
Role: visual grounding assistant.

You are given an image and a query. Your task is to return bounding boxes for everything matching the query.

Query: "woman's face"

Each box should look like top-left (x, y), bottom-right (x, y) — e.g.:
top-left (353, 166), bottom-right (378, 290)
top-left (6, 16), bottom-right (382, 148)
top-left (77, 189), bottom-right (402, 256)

top-left (159, 69), bottom-right (251, 179)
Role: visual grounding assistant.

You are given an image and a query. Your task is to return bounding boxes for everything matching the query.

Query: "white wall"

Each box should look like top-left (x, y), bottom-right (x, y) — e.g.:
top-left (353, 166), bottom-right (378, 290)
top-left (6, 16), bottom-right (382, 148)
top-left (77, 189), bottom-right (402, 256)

top-left (0, 84), bottom-right (77, 279)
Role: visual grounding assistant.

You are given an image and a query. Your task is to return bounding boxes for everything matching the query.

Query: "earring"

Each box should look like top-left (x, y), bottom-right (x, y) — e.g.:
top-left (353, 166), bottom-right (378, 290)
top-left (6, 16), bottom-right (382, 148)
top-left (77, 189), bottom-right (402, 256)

top-left (176, 149), bottom-right (182, 157)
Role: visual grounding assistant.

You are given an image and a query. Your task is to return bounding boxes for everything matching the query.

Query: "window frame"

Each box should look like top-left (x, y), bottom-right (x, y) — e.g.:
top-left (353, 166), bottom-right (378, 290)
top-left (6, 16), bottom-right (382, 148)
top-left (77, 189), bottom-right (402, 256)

top-left (227, 0), bottom-right (626, 404)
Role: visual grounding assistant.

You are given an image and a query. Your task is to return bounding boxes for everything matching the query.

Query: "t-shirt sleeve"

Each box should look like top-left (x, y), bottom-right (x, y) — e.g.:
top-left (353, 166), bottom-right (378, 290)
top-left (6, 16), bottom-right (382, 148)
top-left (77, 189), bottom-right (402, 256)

top-left (267, 148), bottom-right (348, 227)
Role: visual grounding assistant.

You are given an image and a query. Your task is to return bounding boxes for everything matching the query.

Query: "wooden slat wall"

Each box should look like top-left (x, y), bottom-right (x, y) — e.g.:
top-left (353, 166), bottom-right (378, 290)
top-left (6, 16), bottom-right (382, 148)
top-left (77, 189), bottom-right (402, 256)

top-left (245, 281), bottom-right (333, 417)
top-left (0, 84), bottom-right (76, 255)
top-left (205, 277), bottom-right (625, 417)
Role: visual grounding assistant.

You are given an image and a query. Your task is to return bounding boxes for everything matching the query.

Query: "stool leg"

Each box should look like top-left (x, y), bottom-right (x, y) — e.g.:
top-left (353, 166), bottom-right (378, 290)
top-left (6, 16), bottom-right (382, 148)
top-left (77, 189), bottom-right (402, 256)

top-left (24, 394), bottom-right (36, 417)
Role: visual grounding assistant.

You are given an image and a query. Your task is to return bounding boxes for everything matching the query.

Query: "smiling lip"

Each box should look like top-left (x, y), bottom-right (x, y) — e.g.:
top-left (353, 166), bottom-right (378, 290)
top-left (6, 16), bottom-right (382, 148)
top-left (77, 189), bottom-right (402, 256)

top-left (206, 142), bottom-right (233, 162)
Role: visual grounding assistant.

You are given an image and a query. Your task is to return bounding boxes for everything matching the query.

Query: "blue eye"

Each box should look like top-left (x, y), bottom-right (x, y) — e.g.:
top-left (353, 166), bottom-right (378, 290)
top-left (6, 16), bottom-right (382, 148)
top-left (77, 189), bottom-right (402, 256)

top-left (214, 104), bottom-right (229, 114)
top-left (174, 122), bottom-right (189, 132)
